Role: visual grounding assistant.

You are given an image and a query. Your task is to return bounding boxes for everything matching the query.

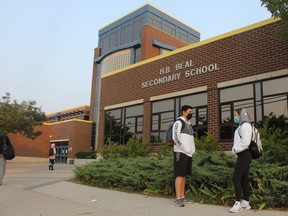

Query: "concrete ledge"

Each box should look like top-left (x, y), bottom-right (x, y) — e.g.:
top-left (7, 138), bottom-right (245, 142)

top-left (73, 159), bottom-right (98, 166)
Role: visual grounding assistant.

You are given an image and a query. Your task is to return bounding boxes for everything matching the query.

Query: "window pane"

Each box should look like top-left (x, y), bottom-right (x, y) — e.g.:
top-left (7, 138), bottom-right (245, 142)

top-left (221, 104), bottom-right (231, 124)
top-left (126, 104), bottom-right (143, 117)
top-left (181, 93), bottom-right (207, 107)
top-left (137, 117), bottom-right (143, 132)
top-left (160, 112), bottom-right (174, 131)
top-left (264, 95), bottom-right (288, 117)
top-left (125, 117), bottom-right (135, 134)
top-left (152, 115), bottom-right (159, 131)
top-left (263, 77), bottom-right (288, 96)
top-left (152, 99), bottom-right (174, 113)
top-left (220, 84), bottom-right (253, 103)
top-left (198, 108), bottom-right (207, 126)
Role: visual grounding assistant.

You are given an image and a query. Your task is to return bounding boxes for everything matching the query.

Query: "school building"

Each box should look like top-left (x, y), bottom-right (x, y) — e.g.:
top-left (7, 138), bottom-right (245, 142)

top-left (8, 4), bottom-right (288, 162)
top-left (90, 4), bottom-right (288, 151)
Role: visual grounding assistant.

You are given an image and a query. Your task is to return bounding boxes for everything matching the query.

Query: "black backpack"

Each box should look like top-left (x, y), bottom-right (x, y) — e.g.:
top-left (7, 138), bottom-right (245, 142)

top-left (49, 148), bottom-right (54, 156)
top-left (2, 135), bottom-right (15, 160)
top-left (249, 126), bottom-right (263, 159)
top-left (166, 118), bottom-right (186, 147)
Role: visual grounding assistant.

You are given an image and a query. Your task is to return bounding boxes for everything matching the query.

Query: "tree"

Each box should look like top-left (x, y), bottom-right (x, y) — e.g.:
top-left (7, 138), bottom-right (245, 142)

top-left (260, 0), bottom-right (288, 39)
top-left (0, 93), bottom-right (47, 139)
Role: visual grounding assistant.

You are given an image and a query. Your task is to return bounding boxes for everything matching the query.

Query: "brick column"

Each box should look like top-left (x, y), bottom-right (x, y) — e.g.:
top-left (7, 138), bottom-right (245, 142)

top-left (143, 99), bottom-right (151, 143)
top-left (207, 85), bottom-right (220, 141)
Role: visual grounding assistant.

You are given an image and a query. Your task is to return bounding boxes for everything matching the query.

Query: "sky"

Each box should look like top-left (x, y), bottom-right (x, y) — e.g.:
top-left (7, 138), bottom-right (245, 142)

top-left (0, 0), bottom-right (272, 114)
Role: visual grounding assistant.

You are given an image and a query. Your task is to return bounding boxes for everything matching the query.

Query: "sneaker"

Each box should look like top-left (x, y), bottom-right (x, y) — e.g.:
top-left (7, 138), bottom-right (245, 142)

top-left (181, 197), bottom-right (193, 204)
top-left (0, 182), bottom-right (2, 185)
top-left (229, 201), bottom-right (243, 213)
top-left (175, 198), bottom-right (185, 207)
top-left (241, 200), bottom-right (251, 210)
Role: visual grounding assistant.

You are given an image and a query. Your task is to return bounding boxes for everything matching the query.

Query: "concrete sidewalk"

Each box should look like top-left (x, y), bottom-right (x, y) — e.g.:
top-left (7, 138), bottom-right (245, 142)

top-left (0, 162), bottom-right (287, 216)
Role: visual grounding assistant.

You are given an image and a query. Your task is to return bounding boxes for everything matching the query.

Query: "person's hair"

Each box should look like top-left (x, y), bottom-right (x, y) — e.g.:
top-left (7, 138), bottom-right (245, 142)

top-left (235, 108), bottom-right (242, 115)
top-left (181, 105), bottom-right (193, 114)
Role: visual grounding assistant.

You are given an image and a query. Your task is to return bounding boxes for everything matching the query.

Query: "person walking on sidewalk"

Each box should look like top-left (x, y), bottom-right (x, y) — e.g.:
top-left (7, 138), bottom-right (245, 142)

top-left (172, 105), bottom-right (196, 207)
top-left (0, 134), bottom-right (12, 185)
top-left (48, 143), bottom-right (56, 170)
top-left (229, 108), bottom-right (253, 213)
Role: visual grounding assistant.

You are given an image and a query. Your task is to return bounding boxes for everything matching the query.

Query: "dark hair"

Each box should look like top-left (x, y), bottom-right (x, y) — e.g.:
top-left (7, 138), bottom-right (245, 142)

top-left (181, 105), bottom-right (193, 114)
top-left (235, 108), bottom-right (242, 115)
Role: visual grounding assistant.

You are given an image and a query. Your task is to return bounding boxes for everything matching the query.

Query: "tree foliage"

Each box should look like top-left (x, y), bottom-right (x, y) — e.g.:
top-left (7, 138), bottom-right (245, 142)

top-left (0, 93), bottom-right (46, 139)
top-left (260, 0), bottom-right (288, 38)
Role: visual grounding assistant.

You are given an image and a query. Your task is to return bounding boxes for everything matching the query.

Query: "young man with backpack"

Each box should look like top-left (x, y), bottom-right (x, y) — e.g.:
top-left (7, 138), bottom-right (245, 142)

top-left (172, 105), bottom-right (196, 207)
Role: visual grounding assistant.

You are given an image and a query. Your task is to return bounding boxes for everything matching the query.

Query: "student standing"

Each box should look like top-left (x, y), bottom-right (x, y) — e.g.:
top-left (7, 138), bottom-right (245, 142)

top-left (229, 108), bottom-right (253, 213)
top-left (49, 143), bottom-right (56, 170)
top-left (172, 105), bottom-right (196, 207)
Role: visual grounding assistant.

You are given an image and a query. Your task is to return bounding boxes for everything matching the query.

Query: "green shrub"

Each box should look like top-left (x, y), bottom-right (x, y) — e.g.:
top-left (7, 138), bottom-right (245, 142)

top-left (75, 151), bottom-right (96, 159)
top-left (258, 120), bottom-right (288, 166)
top-left (74, 127), bottom-right (288, 209)
top-left (195, 133), bottom-right (218, 151)
top-left (100, 136), bottom-right (151, 159)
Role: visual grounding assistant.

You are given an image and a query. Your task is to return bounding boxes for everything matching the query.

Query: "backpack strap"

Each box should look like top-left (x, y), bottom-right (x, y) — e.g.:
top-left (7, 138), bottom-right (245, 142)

top-left (176, 118), bottom-right (186, 132)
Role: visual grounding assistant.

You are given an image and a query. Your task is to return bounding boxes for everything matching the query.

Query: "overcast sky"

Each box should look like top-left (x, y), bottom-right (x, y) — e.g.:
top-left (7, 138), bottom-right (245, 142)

top-left (0, 0), bottom-right (272, 114)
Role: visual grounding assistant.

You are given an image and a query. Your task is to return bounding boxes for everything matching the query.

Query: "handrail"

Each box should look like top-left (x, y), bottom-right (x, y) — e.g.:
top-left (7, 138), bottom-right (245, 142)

top-left (85, 152), bottom-right (97, 164)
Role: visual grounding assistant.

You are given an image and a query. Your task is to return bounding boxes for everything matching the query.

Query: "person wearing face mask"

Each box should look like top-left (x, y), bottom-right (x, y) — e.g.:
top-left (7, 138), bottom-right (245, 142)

top-left (172, 105), bottom-right (196, 207)
top-left (229, 108), bottom-right (253, 213)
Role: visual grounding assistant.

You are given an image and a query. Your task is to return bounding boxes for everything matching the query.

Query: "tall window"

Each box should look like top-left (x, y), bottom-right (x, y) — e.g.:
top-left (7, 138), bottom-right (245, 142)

top-left (220, 84), bottom-right (254, 139)
top-left (219, 76), bottom-right (288, 140)
top-left (151, 92), bottom-right (207, 144)
top-left (105, 104), bottom-right (143, 144)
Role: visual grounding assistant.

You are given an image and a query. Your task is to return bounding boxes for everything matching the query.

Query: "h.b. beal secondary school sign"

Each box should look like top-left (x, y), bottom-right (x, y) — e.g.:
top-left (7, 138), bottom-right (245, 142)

top-left (141, 60), bottom-right (219, 88)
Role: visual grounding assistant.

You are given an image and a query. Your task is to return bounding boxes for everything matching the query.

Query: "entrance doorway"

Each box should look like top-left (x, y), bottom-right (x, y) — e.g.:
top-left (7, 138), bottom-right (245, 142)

top-left (50, 140), bottom-right (69, 164)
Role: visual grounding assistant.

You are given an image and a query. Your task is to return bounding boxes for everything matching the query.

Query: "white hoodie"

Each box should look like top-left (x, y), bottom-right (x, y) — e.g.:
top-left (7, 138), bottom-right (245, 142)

top-left (232, 108), bottom-right (253, 154)
top-left (172, 116), bottom-right (196, 157)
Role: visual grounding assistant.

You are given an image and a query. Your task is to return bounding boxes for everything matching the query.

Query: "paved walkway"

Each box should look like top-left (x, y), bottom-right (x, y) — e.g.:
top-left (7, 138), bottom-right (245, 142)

top-left (0, 161), bottom-right (287, 216)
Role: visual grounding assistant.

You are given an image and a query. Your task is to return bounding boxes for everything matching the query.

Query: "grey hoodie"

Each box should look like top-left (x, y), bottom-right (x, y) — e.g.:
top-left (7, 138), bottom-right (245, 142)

top-left (232, 109), bottom-right (253, 154)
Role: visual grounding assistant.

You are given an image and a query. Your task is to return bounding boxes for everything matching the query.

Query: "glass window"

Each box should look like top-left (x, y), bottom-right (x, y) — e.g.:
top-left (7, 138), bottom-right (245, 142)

top-left (133, 14), bottom-right (144, 41)
top-left (151, 92), bottom-right (208, 143)
top-left (126, 104), bottom-right (143, 117)
top-left (220, 84), bottom-right (253, 103)
top-left (152, 99), bottom-right (174, 113)
top-left (177, 28), bottom-right (188, 43)
top-left (163, 20), bottom-right (175, 36)
top-left (263, 77), bottom-right (288, 96)
top-left (121, 21), bottom-right (132, 45)
top-left (219, 83), bottom-right (255, 140)
top-left (264, 94), bottom-right (288, 117)
top-left (110, 26), bottom-right (121, 49)
top-left (99, 32), bottom-right (109, 55)
top-left (105, 105), bottom-right (143, 145)
top-left (147, 12), bottom-right (162, 29)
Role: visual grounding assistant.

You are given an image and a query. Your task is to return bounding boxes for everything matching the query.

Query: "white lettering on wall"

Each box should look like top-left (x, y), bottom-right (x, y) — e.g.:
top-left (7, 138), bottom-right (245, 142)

top-left (141, 59), bottom-right (220, 89)
top-left (141, 72), bottom-right (181, 88)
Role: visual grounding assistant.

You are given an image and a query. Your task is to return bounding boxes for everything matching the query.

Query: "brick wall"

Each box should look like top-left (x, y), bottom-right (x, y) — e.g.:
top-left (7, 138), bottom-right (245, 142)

top-left (98, 20), bottom-right (288, 150)
top-left (9, 120), bottom-right (92, 159)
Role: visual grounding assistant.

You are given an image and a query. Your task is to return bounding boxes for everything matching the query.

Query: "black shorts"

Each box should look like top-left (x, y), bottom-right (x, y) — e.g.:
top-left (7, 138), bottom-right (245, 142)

top-left (174, 152), bottom-right (192, 177)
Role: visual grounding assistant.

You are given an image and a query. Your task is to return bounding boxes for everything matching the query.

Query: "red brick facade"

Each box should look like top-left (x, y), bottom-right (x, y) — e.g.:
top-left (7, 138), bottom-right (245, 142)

top-left (9, 119), bottom-right (92, 159)
top-left (97, 19), bottom-right (288, 150)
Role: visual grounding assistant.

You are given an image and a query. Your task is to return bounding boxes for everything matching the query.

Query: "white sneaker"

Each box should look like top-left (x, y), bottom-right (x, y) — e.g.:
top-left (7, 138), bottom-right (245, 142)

top-left (241, 200), bottom-right (251, 209)
top-left (229, 201), bottom-right (243, 213)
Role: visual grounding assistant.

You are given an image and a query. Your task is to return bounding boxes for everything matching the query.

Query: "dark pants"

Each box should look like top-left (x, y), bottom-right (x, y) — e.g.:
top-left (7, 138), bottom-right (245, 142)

top-left (49, 159), bottom-right (55, 170)
top-left (232, 149), bottom-right (252, 201)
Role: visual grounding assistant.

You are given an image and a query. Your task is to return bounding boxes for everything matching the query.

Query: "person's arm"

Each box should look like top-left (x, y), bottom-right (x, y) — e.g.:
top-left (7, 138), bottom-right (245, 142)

top-left (172, 120), bottom-right (183, 147)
